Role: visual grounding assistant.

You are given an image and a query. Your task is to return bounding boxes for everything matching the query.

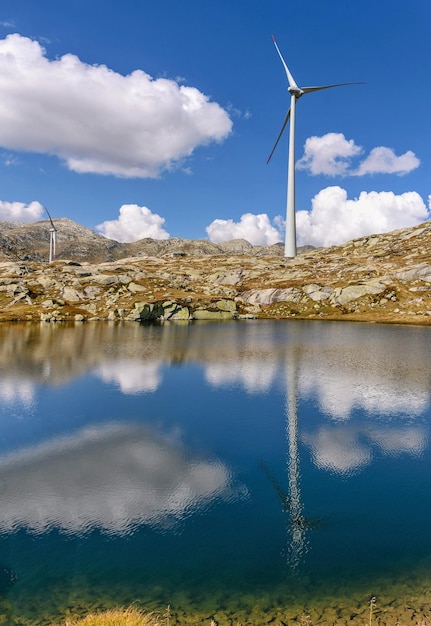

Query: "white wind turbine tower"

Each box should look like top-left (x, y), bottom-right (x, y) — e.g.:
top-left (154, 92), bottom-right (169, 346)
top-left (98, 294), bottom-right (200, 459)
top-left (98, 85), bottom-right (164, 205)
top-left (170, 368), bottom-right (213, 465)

top-left (267, 36), bottom-right (365, 258)
top-left (44, 207), bottom-right (57, 263)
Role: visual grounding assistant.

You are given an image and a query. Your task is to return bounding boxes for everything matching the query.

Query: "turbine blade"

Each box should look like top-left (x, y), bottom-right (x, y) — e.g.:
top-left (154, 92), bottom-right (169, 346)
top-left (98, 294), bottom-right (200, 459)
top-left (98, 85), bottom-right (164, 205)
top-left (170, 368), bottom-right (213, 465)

top-left (271, 35), bottom-right (298, 89)
top-left (302, 82), bottom-right (366, 94)
top-left (44, 206), bottom-right (57, 231)
top-left (267, 108), bottom-right (291, 164)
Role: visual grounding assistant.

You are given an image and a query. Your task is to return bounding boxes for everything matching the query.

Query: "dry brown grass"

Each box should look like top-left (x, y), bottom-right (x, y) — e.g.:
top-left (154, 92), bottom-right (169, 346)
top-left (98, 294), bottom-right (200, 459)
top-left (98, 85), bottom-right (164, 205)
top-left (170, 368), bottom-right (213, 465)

top-left (65, 606), bottom-right (159, 626)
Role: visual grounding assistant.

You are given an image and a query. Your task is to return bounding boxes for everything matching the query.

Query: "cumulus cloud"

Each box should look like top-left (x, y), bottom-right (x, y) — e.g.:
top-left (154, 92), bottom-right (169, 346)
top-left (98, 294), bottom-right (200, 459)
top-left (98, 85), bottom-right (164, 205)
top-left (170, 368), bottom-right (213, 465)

top-left (97, 204), bottom-right (170, 242)
top-left (206, 213), bottom-right (282, 245)
top-left (355, 146), bottom-right (420, 176)
top-left (0, 200), bottom-right (44, 222)
top-left (297, 133), bottom-right (362, 176)
top-left (0, 34), bottom-right (232, 178)
top-left (296, 186), bottom-right (430, 247)
top-left (297, 133), bottom-right (420, 177)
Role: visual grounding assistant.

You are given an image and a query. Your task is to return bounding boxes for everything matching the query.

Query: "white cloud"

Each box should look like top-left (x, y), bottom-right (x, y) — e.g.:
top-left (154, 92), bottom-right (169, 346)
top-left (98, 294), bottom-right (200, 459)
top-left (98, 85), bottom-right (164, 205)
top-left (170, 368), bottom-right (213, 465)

top-left (296, 186), bottom-right (430, 247)
top-left (226, 102), bottom-right (252, 120)
top-left (0, 200), bottom-right (44, 222)
top-left (96, 204), bottom-right (170, 242)
top-left (206, 212), bottom-right (282, 245)
top-left (297, 132), bottom-right (362, 176)
top-left (355, 146), bottom-right (420, 176)
top-left (297, 133), bottom-right (420, 177)
top-left (0, 34), bottom-right (232, 178)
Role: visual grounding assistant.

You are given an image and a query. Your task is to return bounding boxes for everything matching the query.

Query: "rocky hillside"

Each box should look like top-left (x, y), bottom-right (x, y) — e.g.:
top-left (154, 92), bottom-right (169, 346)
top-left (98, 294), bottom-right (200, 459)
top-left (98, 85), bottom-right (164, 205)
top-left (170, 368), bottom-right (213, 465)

top-left (0, 217), bottom-right (298, 262)
top-left (0, 218), bottom-right (430, 325)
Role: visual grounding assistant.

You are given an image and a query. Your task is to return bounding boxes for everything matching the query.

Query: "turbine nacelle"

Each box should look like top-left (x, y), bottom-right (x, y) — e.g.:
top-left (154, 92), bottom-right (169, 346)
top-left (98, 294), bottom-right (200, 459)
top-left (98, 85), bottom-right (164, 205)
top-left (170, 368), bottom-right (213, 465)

top-left (288, 86), bottom-right (304, 98)
top-left (269, 35), bottom-right (365, 166)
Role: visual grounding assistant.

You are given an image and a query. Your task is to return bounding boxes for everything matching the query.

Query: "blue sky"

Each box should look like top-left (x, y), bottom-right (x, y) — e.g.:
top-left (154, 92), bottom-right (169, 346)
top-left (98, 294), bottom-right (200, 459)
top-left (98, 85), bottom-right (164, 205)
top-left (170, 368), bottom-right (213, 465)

top-left (0, 0), bottom-right (429, 247)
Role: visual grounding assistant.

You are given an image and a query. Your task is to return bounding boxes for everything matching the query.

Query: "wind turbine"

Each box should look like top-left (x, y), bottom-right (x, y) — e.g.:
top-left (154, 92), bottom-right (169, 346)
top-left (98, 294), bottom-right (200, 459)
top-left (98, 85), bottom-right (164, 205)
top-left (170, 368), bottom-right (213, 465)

top-left (267, 36), bottom-right (365, 258)
top-left (44, 206), bottom-right (57, 263)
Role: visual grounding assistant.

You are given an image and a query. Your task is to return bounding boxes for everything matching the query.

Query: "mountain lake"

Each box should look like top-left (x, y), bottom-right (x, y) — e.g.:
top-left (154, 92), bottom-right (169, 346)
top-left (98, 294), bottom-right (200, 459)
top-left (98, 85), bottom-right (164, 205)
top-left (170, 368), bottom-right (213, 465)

top-left (0, 319), bottom-right (430, 625)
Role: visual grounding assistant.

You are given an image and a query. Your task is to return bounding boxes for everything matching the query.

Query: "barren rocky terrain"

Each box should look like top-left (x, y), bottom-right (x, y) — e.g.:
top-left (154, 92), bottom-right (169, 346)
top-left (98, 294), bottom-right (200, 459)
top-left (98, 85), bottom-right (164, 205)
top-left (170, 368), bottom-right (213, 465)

top-left (0, 217), bottom-right (430, 324)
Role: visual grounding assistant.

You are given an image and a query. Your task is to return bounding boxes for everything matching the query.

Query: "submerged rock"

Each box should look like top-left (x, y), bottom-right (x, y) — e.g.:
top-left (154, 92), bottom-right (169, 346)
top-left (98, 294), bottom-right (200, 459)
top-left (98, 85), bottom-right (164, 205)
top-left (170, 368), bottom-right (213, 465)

top-left (0, 565), bottom-right (17, 594)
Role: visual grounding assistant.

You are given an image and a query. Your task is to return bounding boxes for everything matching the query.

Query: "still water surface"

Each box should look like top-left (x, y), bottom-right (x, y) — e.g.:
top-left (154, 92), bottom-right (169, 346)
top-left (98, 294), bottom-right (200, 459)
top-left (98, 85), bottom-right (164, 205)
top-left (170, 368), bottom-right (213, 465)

top-left (0, 320), bottom-right (430, 624)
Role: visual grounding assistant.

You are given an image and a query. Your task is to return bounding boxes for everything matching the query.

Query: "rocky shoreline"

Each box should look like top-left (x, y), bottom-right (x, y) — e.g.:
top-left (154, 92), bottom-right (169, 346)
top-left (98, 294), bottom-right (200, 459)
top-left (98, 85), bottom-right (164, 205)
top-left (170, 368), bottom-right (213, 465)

top-left (0, 220), bottom-right (430, 325)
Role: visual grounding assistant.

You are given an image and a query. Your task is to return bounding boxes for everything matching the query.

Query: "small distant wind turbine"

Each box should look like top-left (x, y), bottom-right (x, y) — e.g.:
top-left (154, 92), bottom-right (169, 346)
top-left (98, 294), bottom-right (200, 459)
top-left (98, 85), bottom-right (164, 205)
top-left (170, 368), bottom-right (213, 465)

top-left (267, 36), bottom-right (365, 258)
top-left (44, 207), bottom-right (57, 263)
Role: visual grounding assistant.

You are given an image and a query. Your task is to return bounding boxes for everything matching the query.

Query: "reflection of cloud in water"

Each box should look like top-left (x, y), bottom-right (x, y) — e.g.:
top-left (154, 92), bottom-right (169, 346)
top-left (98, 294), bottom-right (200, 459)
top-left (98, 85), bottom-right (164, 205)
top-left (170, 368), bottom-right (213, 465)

top-left (0, 424), bottom-right (238, 535)
top-left (94, 360), bottom-right (162, 393)
top-left (1, 322), bottom-right (429, 421)
top-left (302, 424), bottom-right (427, 475)
top-left (0, 379), bottom-right (34, 407)
top-left (368, 427), bottom-right (427, 456)
top-left (203, 333), bottom-right (430, 418)
top-left (205, 360), bottom-right (277, 394)
top-left (298, 356), bottom-right (429, 420)
top-left (302, 427), bottom-right (371, 474)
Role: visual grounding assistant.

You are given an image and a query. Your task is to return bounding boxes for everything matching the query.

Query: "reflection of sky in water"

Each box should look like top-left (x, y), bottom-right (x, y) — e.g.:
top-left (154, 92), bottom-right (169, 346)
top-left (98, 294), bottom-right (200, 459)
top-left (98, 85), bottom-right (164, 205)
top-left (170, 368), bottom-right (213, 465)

top-left (0, 321), bottom-right (430, 621)
top-left (205, 360), bottom-right (278, 394)
top-left (94, 360), bottom-right (163, 393)
top-left (0, 378), bottom-right (35, 407)
top-left (302, 424), bottom-right (427, 474)
top-left (203, 344), bottom-right (430, 419)
top-left (298, 355), bottom-right (429, 419)
top-left (0, 423), bottom-right (238, 535)
top-left (0, 322), bottom-right (430, 475)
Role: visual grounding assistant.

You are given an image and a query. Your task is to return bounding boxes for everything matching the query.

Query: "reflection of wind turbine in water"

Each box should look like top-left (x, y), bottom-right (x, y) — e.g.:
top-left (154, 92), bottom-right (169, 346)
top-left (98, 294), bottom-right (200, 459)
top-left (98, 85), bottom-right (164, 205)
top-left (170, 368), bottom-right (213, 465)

top-left (285, 348), bottom-right (307, 569)
top-left (259, 348), bottom-right (311, 571)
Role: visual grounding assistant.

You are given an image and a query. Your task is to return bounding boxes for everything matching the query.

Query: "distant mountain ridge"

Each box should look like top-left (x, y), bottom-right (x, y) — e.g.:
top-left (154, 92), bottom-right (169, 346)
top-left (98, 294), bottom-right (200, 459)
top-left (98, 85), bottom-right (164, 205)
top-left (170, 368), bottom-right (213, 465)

top-left (0, 217), bottom-right (312, 262)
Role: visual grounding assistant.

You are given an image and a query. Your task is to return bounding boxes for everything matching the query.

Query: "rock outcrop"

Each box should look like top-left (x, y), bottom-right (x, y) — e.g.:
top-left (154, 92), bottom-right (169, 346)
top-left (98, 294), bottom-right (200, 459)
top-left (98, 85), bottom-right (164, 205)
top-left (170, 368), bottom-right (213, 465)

top-left (0, 219), bottom-right (430, 325)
